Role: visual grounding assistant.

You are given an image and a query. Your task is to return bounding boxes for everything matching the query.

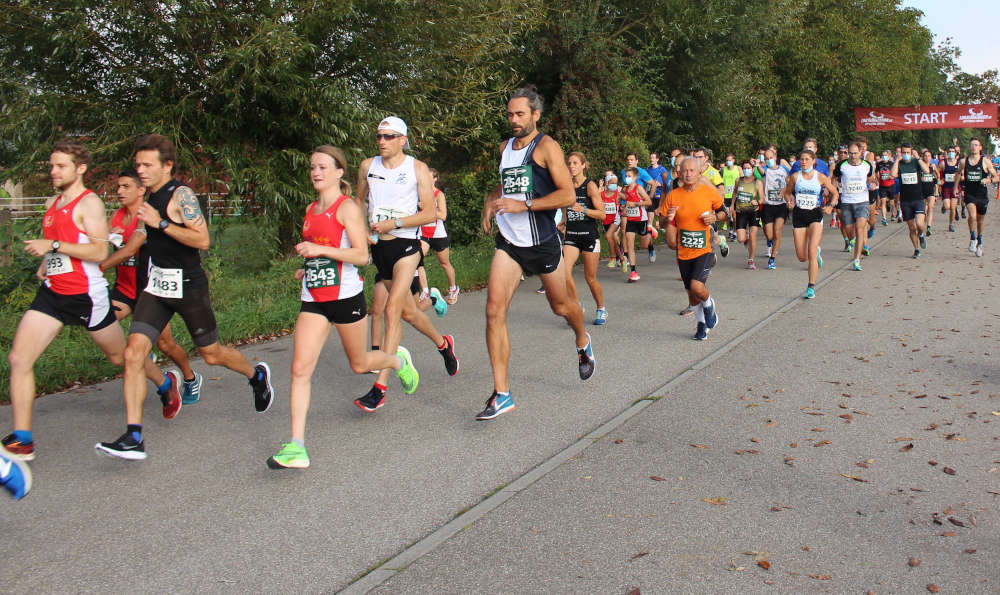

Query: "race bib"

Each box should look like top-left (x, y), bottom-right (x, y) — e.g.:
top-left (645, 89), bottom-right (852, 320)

top-left (304, 257), bottom-right (340, 289)
top-left (725, 184), bottom-right (735, 195)
top-left (567, 208), bottom-right (587, 222)
top-left (501, 165), bottom-right (534, 197)
top-left (603, 201), bottom-right (617, 215)
top-left (371, 206), bottom-right (407, 224)
top-left (879, 171), bottom-right (892, 181)
top-left (736, 190), bottom-right (754, 205)
top-left (944, 173), bottom-right (955, 182)
top-left (920, 173), bottom-right (935, 183)
top-left (146, 264), bottom-right (183, 299)
top-left (625, 204), bottom-right (640, 218)
top-left (679, 229), bottom-right (707, 249)
top-left (901, 172), bottom-right (918, 185)
top-left (44, 252), bottom-right (72, 276)
top-left (845, 181), bottom-right (866, 194)
top-left (766, 189), bottom-right (782, 203)
top-left (795, 193), bottom-right (818, 209)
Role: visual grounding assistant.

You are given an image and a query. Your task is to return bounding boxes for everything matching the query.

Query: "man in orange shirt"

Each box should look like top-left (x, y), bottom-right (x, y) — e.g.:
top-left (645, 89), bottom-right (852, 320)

top-left (660, 156), bottom-right (727, 340)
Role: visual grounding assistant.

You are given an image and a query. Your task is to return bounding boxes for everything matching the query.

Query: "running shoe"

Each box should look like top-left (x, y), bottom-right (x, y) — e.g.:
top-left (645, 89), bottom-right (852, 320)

top-left (267, 442), bottom-right (310, 469)
top-left (438, 334), bottom-right (460, 376)
top-left (94, 432), bottom-right (146, 461)
top-left (804, 287), bottom-right (815, 299)
top-left (748, 259), bottom-right (756, 270)
top-left (843, 238), bottom-right (850, 252)
top-left (692, 322), bottom-right (708, 341)
top-left (678, 305), bottom-right (694, 316)
top-left (913, 249), bottom-right (920, 259)
top-left (816, 245), bottom-right (823, 269)
top-left (729, 230), bottom-right (737, 242)
top-left (766, 240), bottom-right (773, 257)
top-left (926, 226), bottom-right (932, 237)
top-left (354, 386), bottom-right (386, 412)
top-left (594, 307), bottom-right (608, 326)
top-left (621, 258), bottom-right (629, 273)
top-left (961, 209), bottom-right (966, 219)
top-left (0, 451), bottom-right (32, 500)
top-left (919, 235), bottom-right (926, 250)
top-left (703, 301), bottom-right (718, 330)
top-left (648, 247), bottom-right (656, 263)
top-left (1, 435), bottom-right (34, 461)
top-left (948, 224), bottom-right (955, 232)
top-left (852, 259), bottom-right (862, 271)
top-left (160, 370), bottom-right (182, 419)
top-left (881, 217), bottom-right (887, 226)
top-left (396, 346), bottom-right (419, 394)
top-left (867, 227), bottom-right (875, 239)
top-left (577, 332), bottom-right (595, 380)
top-left (976, 244), bottom-right (983, 258)
top-left (862, 245), bottom-right (871, 256)
top-left (475, 391), bottom-right (515, 421)
top-left (181, 371), bottom-right (203, 405)
top-left (719, 236), bottom-right (729, 257)
top-left (430, 287), bottom-right (448, 317)
top-left (536, 285), bottom-right (546, 294)
top-left (767, 257), bottom-right (775, 270)
top-left (446, 286), bottom-right (460, 305)
top-left (628, 271), bottom-right (640, 282)
top-left (250, 362), bottom-right (274, 412)
top-left (608, 258), bottom-right (618, 269)
top-left (650, 227), bottom-right (659, 240)
top-left (969, 239), bottom-right (977, 253)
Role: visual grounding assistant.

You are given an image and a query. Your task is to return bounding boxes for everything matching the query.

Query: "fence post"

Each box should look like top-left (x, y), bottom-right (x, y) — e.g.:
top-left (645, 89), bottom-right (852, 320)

top-left (0, 207), bottom-right (11, 266)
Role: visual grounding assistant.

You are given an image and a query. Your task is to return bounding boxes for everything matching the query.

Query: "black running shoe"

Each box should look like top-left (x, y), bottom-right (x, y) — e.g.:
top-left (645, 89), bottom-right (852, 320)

top-left (94, 432), bottom-right (147, 461)
top-left (439, 334), bottom-right (460, 376)
top-left (249, 362), bottom-right (274, 412)
top-left (354, 385), bottom-right (386, 412)
top-left (577, 332), bottom-right (595, 380)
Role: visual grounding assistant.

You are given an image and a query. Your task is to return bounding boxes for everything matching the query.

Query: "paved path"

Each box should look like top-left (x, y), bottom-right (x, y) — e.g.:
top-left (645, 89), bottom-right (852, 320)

top-left (3, 219), bottom-right (998, 594)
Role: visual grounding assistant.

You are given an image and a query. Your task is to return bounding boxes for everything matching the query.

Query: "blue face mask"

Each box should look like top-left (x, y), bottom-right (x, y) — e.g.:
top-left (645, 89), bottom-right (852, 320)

top-left (766, 158), bottom-right (776, 167)
top-left (948, 151), bottom-right (956, 159)
top-left (802, 166), bottom-right (813, 174)
top-left (607, 183), bottom-right (618, 192)
top-left (670, 156), bottom-right (676, 166)
top-left (902, 154), bottom-right (912, 162)
top-left (742, 168), bottom-right (753, 177)
top-left (624, 176), bottom-right (633, 185)
top-left (759, 154), bottom-right (766, 163)
top-left (726, 159), bottom-right (734, 167)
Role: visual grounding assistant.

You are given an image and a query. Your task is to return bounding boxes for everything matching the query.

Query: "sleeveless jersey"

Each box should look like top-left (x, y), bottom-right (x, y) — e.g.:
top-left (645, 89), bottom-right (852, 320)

top-left (601, 189), bottom-right (619, 225)
top-left (876, 161), bottom-right (895, 187)
top-left (920, 161), bottom-right (937, 196)
top-left (565, 179), bottom-right (598, 237)
top-left (941, 160), bottom-right (959, 185)
top-left (763, 166), bottom-right (789, 205)
top-left (41, 189), bottom-right (106, 296)
top-left (110, 206), bottom-right (142, 300)
top-left (496, 134), bottom-right (558, 247)
top-left (420, 188), bottom-right (448, 239)
top-left (300, 195), bottom-right (364, 302)
top-left (624, 185), bottom-right (647, 222)
top-left (144, 179), bottom-right (207, 288)
top-left (733, 179), bottom-right (759, 212)
top-left (963, 156), bottom-right (988, 199)
top-left (366, 155), bottom-right (420, 240)
top-left (897, 159), bottom-right (923, 201)
top-left (838, 161), bottom-right (873, 204)
top-left (721, 166), bottom-right (741, 199)
top-left (793, 171), bottom-right (823, 210)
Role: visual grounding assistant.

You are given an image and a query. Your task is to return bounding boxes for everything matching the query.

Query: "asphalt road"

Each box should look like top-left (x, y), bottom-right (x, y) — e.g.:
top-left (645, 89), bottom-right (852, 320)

top-left (2, 216), bottom-right (997, 594)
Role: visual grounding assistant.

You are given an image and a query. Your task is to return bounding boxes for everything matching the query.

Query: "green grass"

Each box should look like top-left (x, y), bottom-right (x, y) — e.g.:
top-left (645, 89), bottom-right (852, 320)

top-left (0, 222), bottom-right (496, 403)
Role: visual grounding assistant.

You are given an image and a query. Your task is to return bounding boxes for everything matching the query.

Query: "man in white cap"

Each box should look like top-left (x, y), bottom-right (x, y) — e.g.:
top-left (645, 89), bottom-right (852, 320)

top-left (353, 116), bottom-right (460, 412)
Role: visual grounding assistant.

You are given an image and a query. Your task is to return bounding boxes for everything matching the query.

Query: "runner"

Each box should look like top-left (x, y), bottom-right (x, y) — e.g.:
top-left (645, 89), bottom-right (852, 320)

top-left (478, 86), bottom-right (595, 420)
top-left (760, 146), bottom-right (790, 269)
top-left (721, 153), bottom-right (741, 242)
top-left (790, 138), bottom-right (831, 176)
top-left (693, 147), bottom-right (728, 257)
top-left (354, 116), bottom-right (459, 412)
top-left (732, 160), bottom-right (764, 269)
top-left (622, 166), bottom-right (653, 282)
top-left (891, 143), bottom-right (929, 258)
top-left (5, 142), bottom-right (176, 462)
top-left (420, 168), bottom-right (459, 305)
top-left (876, 150), bottom-right (895, 226)
top-left (563, 151), bottom-right (607, 324)
top-left (266, 146), bottom-right (419, 469)
top-left (956, 138), bottom-right (1000, 257)
top-left (920, 148), bottom-right (939, 237)
top-left (660, 156), bottom-right (725, 340)
top-left (94, 134), bottom-right (275, 460)
top-left (939, 148), bottom-right (960, 232)
top-left (100, 168), bottom-right (203, 405)
top-left (0, 449), bottom-right (30, 500)
top-left (783, 149), bottom-right (839, 299)
top-left (833, 142), bottom-right (876, 270)
top-left (647, 152), bottom-right (669, 236)
top-left (833, 145), bottom-right (850, 248)
top-left (602, 174), bottom-right (624, 269)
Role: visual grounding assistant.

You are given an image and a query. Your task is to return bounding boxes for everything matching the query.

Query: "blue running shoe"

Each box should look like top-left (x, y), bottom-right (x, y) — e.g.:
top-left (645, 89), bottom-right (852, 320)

top-left (816, 245), bottom-right (823, 269)
top-left (692, 322), bottom-right (708, 341)
top-left (868, 227), bottom-right (875, 239)
top-left (594, 307), bottom-right (608, 325)
top-left (181, 371), bottom-right (203, 405)
top-left (0, 451), bottom-right (31, 500)
top-left (804, 287), bottom-right (815, 299)
top-left (476, 391), bottom-right (515, 420)
top-left (578, 332), bottom-right (595, 380)
top-left (430, 287), bottom-right (447, 317)
top-left (703, 300), bottom-right (718, 330)
top-left (767, 257), bottom-right (775, 270)
top-left (862, 244), bottom-right (871, 256)
top-left (852, 259), bottom-right (862, 271)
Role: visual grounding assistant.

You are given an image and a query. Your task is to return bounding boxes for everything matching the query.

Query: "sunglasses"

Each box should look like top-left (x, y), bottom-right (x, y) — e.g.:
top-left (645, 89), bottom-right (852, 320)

top-left (376, 133), bottom-right (403, 141)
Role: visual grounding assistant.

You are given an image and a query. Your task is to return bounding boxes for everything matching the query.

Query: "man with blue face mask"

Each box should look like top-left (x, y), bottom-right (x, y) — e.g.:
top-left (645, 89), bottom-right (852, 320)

top-left (891, 143), bottom-right (930, 258)
top-left (938, 147), bottom-right (961, 231)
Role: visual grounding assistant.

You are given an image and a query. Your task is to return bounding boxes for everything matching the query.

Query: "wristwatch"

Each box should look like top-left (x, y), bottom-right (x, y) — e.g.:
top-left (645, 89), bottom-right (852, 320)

top-left (524, 197), bottom-right (533, 210)
top-left (51, 240), bottom-right (60, 253)
top-left (158, 219), bottom-right (170, 231)
top-left (394, 218), bottom-right (403, 229)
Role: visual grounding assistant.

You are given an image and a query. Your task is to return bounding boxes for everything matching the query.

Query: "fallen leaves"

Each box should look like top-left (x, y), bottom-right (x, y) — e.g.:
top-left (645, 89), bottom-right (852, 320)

top-left (690, 443), bottom-right (709, 449)
top-left (927, 584), bottom-right (940, 593)
top-left (630, 551), bottom-right (649, 561)
top-left (814, 440), bottom-right (831, 447)
top-left (840, 474), bottom-right (868, 483)
top-left (757, 560), bottom-right (771, 570)
top-left (701, 497), bottom-right (727, 506)
top-left (943, 467), bottom-right (957, 475)
top-left (908, 557), bottom-right (921, 567)
top-left (899, 443), bottom-right (914, 452)
top-left (649, 475), bottom-right (666, 482)
top-left (809, 574), bottom-right (832, 580)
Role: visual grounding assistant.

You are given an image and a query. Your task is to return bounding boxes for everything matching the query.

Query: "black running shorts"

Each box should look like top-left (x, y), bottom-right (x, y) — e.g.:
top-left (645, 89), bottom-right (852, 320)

top-left (300, 291), bottom-right (366, 325)
top-left (130, 283), bottom-right (219, 347)
top-left (495, 233), bottom-right (562, 277)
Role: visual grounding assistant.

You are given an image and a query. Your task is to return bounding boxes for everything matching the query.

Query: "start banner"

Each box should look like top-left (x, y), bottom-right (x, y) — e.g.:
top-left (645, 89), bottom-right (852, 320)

top-left (855, 103), bottom-right (998, 131)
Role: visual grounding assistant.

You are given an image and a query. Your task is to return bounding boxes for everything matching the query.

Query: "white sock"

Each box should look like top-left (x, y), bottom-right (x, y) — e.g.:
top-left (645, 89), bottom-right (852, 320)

top-left (695, 303), bottom-right (706, 323)
top-left (701, 296), bottom-right (714, 311)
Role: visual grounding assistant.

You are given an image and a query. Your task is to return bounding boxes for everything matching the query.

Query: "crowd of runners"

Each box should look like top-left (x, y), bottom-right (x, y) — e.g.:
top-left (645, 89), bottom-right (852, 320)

top-left (3, 86), bottom-right (999, 499)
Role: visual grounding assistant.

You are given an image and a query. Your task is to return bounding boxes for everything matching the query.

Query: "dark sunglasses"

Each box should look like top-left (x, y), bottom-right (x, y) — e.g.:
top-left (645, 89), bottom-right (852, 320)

top-left (376, 133), bottom-right (403, 141)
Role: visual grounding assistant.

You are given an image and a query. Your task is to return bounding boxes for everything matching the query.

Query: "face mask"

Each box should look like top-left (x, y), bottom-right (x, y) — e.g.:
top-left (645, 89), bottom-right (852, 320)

top-left (607, 183), bottom-right (618, 192)
top-left (802, 166), bottom-right (813, 174)
top-left (948, 151), bottom-right (955, 159)
top-left (882, 156), bottom-right (890, 162)
top-left (902, 154), bottom-right (911, 162)
top-left (670, 156), bottom-right (676, 166)
top-left (766, 158), bottom-right (776, 167)
top-left (759, 154), bottom-right (766, 163)
top-left (742, 168), bottom-right (753, 177)
top-left (726, 159), bottom-right (734, 167)
top-left (624, 176), bottom-right (633, 185)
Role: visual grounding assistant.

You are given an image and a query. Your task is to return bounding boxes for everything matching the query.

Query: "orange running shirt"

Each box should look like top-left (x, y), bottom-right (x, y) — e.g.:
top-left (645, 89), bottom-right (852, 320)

top-left (659, 184), bottom-right (723, 260)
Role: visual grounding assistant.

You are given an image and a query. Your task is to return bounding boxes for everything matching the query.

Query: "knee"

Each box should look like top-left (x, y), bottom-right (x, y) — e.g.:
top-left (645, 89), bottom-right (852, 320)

top-left (199, 344), bottom-right (223, 366)
top-left (290, 358), bottom-right (315, 380)
top-left (123, 342), bottom-right (147, 367)
top-left (485, 300), bottom-right (507, 325)
top-left (106, 351), bottom-right (125, 368)
top-left (7, 349), bottom-right (33, 374)
top-left (348, 359), bottom-right (370, 375)
top-left (156, 336), bottom-right (175, 353)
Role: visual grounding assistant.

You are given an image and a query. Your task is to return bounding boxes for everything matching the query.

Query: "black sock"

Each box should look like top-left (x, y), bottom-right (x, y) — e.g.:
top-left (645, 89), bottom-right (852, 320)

top-left (127, 424), bottom-right (142, 443)
top-left (184, 376), bottom-right (195, 383)
top-left (808, 283), bottom-right (815, 289)
top-left (372, 345), bottom-right (379, 352)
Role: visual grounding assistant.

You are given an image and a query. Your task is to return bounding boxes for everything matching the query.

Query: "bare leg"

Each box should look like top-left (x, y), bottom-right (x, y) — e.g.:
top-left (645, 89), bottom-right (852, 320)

top-left (7, 311), bottom-right (63, 431)
top-left (485, 250), bottom-right (522, 393)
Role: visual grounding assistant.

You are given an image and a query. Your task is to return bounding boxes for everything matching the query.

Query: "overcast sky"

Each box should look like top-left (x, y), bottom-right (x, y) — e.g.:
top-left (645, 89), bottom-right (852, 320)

top-left (901, 0), bottom-right (999, 75)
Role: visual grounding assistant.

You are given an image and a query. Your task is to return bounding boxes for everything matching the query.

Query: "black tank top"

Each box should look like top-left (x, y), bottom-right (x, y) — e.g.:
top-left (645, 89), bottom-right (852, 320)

top-left (145, 179), bottom-right (207, 286)
top-left (897, 159), bottom-right (923, 202)
top-left (964, 156), bottom-right (987, 199)
top-left (565, 179), bottom-right (598, 236)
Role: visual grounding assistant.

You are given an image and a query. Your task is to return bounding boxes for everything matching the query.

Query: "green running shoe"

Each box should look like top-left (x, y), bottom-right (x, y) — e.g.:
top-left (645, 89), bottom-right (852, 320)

top-left (267, 442), bottom-right (309, 469)
top-left (396, 346), bottom-right (419, 394)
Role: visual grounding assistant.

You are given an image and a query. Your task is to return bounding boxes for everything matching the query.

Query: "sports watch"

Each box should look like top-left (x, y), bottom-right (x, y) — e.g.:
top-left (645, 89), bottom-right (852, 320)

top-left (158, 219), bottom-right (170, 231)
top-left (524, 197), bottom-right (533, 210)
top-left (394, 218), bottom-right (403, 229)
top-left (51, 240), bottom-right (61, 252)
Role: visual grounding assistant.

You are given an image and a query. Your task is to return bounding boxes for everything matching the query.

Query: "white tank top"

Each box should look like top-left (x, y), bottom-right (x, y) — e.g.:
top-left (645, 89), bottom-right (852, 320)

top-left (838, 161), bottom-right (871, 204)
top-left (366, 155), bottom-right (420, 239)
top-left (763, 166), bottom-right (789, 205)
top-left (496, 136), bottom-right (558, 247)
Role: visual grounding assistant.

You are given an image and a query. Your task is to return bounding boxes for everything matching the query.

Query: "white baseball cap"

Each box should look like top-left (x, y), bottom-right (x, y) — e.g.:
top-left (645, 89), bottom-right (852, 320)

top-left (377, 116), bottom-right (410, 149)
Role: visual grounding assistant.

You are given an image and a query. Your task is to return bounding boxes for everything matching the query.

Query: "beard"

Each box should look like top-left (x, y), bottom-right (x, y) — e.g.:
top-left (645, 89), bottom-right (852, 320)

top-left (512, 121), bottom-right (535, 139)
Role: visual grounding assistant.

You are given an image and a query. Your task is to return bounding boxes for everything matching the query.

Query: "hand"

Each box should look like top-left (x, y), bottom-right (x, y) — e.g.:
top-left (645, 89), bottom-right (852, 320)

top-left (23, 239), bottom-right (53, 257)
top-left (822, 205), bottom-right (834, 215)
top-left (295, 241), bottom-right (323, 258)
top-left (495, 197), bottom-right (527, 216)
top-left (370, 219), bottom-right (394, 234)
top-left (481, 202), bottom-right (495, 234)
top-left (294, 269), bottom-right (305, 281)
top-left (666, 206), bottom-right (678, 222)
top-left (136, 202), bottom-right (162, 228)
top-left (700, 212), bottom-right (716, 225)
top-left (571, 203), bottom-right (584, 212)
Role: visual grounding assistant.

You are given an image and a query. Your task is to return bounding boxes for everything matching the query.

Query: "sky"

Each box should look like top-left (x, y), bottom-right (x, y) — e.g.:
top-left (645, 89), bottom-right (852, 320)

top-left (901, 0), bottom-right (999, 75)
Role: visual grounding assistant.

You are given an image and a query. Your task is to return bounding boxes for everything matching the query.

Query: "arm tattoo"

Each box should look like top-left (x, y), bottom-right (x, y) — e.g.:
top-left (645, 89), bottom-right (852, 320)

top-left (175, 187), bottom-right (204, 225)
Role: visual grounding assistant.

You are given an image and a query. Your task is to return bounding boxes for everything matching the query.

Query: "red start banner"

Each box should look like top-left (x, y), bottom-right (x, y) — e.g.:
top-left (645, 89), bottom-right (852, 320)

top-left (855, 103), bottom-right (998, 131)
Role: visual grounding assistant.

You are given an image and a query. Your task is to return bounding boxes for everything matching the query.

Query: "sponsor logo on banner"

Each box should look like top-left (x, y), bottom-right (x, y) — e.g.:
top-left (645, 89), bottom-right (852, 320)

top-left (959, 108), bottom-right (990, 124)
top-left (860, 111), bottom-right (894, 127)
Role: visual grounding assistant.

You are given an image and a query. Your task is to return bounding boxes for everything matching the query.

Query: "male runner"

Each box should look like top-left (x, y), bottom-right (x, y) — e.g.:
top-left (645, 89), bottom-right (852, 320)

top-left (5, 142), bottom-right (175, 461)
top-left (919, 148), bottom-right (939, 236)
top-left (790, 138), bottom-right (830, 176)
top-left (939, 148), bottom-right (960, 232)
top-left (647, 152), bottom-right (669, 235)
top-left (876, 150), bottom-right (895, 226)
top-left (478, 85), bottom-right (595, 420)
top-left (956, 138), bottom-right (999, 257)
top-left (760, 146), bottom-right (790, 269)
top-left (661, 157), bottom-right (725, 340)
top-left (693, 147), bottom-right (728, 257)
top-left (720, 153), bottom-right (741, 241)
top-left (95, 134), bottom-right (274, 460)
top-left (355, 116), bottom-right (459, 411)
top-left (833, 142), bottom-right (876, 270)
